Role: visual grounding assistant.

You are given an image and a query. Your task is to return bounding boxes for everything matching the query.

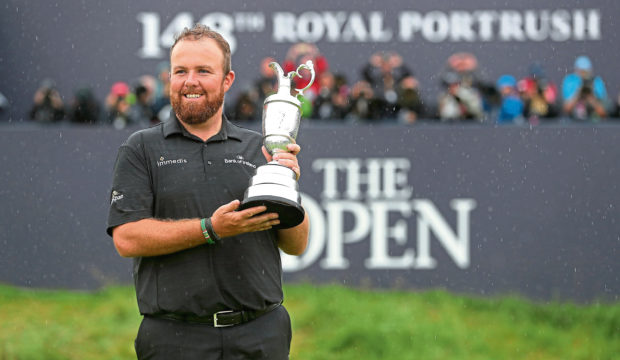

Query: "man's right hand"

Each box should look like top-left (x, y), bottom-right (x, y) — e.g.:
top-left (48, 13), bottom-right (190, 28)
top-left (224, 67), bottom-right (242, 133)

top-left (210, 200), bottom-right (280, 238)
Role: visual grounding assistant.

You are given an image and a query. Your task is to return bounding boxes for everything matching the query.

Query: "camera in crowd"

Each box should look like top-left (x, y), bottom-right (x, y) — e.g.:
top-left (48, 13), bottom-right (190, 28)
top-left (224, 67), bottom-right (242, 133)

top-left (580, 77), bottom-right (594, 97)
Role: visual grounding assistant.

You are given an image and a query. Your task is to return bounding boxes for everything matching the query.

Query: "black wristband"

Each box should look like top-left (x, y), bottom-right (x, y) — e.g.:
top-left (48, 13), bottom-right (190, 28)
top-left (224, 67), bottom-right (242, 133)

top-left (205, 217), bottom-right (221, 243)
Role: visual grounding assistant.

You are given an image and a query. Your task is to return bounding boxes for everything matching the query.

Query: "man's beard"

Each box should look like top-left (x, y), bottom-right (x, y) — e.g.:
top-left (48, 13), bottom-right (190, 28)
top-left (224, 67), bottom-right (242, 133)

top-left (172, 87), bottom-right (225, 125)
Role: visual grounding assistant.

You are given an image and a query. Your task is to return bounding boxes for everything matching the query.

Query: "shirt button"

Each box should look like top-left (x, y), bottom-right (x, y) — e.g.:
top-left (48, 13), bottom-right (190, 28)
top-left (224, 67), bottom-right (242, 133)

top-left (207, 161), bottom-right (212, 165)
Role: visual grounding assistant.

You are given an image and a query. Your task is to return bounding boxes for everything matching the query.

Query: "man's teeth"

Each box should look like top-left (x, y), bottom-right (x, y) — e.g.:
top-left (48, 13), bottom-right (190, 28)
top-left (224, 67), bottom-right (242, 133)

top-left (185, 94), bottom-right (201, 98)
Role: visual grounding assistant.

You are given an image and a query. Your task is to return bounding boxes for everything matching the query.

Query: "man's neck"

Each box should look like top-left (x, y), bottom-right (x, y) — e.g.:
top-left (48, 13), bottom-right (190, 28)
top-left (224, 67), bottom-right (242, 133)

top-left (178, 109), bottom-right (224, 142)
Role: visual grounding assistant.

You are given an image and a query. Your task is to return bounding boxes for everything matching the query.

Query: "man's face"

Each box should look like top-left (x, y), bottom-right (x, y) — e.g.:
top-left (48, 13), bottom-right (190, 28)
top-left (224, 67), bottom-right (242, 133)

top-left (169, 38), bottom-right (234, 125)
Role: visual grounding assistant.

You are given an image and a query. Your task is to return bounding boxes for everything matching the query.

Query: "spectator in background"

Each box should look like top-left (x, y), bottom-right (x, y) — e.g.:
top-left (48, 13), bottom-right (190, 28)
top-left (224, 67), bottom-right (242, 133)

top-left (283, 43), bottom-right (328, 101)
top-left (437, 71), bottom-right (484, 122)
top-left (152, 62), bottom-right (171, 123)
top-left (346, 80), bottom-right (382, 122)
top-left (518, 63), bottom-right (559, 124)
top-left (361, 51), bottom-right (412, 120)
top-left (105, 81), bottom-right (132, 129)
top-left (127, 84), bottom-right (155, 127)
top-left (29, 79), bottom-right (65, 123)
top-left (446, 52), bottom-right (478, 86)
top-left (229, 91), bottom-right (259, 122)
top-left (138, 75), bottom-right (157, 104)
top-left (333, 74), bottom-right (351, 116)
top-left (562, 55), bottom-right (608, 121)
top-left (361, 52), bottom-right (386, 88)
top-left (396, 75), bottom-right (423, 124)
top-left (446, 52), bottom-right (497, 114)
top-left (69, 87), bottom-right (101, 124)
top-left (313, 71), bottom-right (349, 121)
top-left (152, 62), bottom-right (169, 103)
top-left (362, 51), bottom-right (411, 92)
top-left (496, 75), bottom-right (524, 124)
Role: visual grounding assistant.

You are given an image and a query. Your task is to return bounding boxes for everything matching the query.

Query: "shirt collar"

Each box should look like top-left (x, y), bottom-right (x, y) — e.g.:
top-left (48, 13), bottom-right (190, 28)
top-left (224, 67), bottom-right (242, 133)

top-left (163, 110), bottom-right (243, 142)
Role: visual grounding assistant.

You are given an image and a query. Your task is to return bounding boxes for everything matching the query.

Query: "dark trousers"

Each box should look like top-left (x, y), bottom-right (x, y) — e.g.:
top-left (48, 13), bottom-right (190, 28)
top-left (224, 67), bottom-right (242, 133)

top-left (135, 305), bottom-right (292, 360)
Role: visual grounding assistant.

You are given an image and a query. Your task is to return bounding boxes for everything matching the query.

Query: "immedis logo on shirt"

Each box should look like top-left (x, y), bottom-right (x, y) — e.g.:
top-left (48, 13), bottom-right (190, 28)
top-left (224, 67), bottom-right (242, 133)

top-left (157, 156), bottom-right (188, 167)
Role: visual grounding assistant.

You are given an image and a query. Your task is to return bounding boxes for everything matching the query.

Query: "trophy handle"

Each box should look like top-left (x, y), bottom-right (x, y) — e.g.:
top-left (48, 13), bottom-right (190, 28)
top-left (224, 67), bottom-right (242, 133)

top-left (269, 62), bottom-right (285, 80)
top-left (292, 60), bottom-right (315, 96)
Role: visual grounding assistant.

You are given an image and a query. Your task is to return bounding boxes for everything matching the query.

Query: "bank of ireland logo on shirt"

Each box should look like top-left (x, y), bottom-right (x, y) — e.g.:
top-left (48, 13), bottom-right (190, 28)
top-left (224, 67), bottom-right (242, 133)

top-left (224, 154), bottom-right (256, 169)
top-left (157, 155), bottom-right (188, 167)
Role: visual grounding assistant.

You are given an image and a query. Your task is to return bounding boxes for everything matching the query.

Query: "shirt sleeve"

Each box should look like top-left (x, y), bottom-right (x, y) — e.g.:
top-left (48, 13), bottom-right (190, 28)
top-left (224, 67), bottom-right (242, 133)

top-left (106, 134), bottom-right (154, 236)
top-left (593, 76), bottom-right (608, 101)
top-left (561, 74), bottom-right (580, 101)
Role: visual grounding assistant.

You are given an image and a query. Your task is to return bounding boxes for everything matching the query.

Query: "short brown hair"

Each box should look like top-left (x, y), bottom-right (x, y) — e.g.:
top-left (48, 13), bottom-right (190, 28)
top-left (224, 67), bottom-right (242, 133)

top-left (170, 24), bottom-right (232, 74)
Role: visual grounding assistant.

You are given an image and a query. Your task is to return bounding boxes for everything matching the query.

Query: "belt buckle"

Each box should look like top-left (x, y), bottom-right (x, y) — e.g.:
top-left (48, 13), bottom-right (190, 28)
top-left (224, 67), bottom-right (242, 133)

top-left (213, 310), bottom-right (234, 328)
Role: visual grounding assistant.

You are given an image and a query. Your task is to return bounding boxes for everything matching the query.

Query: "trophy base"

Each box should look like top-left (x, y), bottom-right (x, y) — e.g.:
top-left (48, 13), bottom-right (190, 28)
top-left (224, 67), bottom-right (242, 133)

top-left (239, 195), bottom-right (305, 229)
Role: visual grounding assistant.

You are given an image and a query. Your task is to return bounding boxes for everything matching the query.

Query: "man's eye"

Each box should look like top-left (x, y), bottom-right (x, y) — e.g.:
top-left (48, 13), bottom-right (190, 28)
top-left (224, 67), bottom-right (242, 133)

top-left (174, 70), bottom-right (186, 75)
top-left (199, 69), bottom-right (211, 74)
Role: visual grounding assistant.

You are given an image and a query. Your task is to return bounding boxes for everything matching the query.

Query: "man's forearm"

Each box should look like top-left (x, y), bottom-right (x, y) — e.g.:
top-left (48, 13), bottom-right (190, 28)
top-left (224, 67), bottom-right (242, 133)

top-left (589, 97), bottom-right (607, 117)
top-left (563, 96), bottom-right (578, 114)
top-left (112, 218), bottom-right (206, 258)
top-left (277, 212), bottom-right (309, 256)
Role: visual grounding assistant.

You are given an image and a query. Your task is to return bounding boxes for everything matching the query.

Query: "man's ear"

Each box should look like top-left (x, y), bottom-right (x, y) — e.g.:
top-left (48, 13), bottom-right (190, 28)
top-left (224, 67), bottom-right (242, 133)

top-left (223, 70), bottom-right (235, 93)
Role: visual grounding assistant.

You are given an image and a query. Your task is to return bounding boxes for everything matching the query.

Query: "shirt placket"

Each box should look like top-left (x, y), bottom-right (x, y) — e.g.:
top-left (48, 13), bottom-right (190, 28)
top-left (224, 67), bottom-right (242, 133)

top-left (201, 142), bottom-right (211, 179)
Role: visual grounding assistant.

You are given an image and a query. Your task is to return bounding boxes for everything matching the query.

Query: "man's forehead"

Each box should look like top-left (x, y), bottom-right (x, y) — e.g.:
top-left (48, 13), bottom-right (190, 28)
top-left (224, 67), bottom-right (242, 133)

top-left (171, 37), bottom-right (222, 56)
top-left (171, 38), bottom-right (223, 61)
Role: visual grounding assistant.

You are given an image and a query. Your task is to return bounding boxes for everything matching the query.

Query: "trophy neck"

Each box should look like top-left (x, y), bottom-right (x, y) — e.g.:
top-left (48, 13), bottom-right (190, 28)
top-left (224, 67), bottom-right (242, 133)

top-left (276, 77), bottom-right (292, 94)
top-left (264, 93), bottom-right (301, 108)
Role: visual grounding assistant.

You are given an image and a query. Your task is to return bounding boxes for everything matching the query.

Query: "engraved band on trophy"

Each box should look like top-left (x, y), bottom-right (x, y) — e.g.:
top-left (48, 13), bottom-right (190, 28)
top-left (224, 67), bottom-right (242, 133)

top-left (239, 60), bottom-right (315, 229)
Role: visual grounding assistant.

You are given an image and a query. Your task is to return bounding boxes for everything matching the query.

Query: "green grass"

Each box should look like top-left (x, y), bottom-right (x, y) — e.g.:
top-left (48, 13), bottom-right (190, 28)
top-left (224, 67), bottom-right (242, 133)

top-left (0, 284), bottom-right (618, 360)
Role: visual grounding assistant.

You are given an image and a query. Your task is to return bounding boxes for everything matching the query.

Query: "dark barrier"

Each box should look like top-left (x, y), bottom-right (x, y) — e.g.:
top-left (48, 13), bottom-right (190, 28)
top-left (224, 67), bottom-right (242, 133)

top-left (0, 124), bottom-right (618, 303)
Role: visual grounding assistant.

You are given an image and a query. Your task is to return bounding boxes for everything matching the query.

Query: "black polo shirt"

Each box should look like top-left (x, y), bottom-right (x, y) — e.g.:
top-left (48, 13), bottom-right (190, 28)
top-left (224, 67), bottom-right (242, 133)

top-left (107, 115), bottom-right (283, 316)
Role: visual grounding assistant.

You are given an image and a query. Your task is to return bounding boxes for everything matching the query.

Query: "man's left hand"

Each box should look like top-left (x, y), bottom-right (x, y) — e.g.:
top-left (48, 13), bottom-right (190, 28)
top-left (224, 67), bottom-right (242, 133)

top-left (262, 143), bottom-right (301, 180)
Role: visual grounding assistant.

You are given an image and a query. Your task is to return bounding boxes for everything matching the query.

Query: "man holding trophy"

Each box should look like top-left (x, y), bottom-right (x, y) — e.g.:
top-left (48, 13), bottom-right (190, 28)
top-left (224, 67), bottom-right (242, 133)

top-left (107, 24), bottom-right (310, 359)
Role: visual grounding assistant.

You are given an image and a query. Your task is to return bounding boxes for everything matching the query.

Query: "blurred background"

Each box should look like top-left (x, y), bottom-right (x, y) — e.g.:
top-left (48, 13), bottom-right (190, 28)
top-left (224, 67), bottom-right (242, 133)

top-left (0, 0), bottom-right (619, 358)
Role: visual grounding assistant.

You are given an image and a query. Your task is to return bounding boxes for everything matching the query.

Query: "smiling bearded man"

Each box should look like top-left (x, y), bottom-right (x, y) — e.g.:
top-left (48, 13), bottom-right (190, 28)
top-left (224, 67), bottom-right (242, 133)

top-left (107, 23), bottom-right (309, 360)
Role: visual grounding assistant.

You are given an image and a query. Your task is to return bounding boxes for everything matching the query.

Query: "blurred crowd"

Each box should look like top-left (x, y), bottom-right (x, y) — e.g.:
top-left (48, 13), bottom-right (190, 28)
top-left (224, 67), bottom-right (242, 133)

top-left (11, 43), bottom-right (620, 128)
top-left (20, 62), bottom-right (173, 129)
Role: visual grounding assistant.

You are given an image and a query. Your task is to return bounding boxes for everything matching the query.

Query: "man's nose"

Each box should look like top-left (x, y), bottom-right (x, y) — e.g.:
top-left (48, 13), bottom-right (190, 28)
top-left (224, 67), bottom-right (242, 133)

top-left (185, 71), bottom-right (199, 84)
